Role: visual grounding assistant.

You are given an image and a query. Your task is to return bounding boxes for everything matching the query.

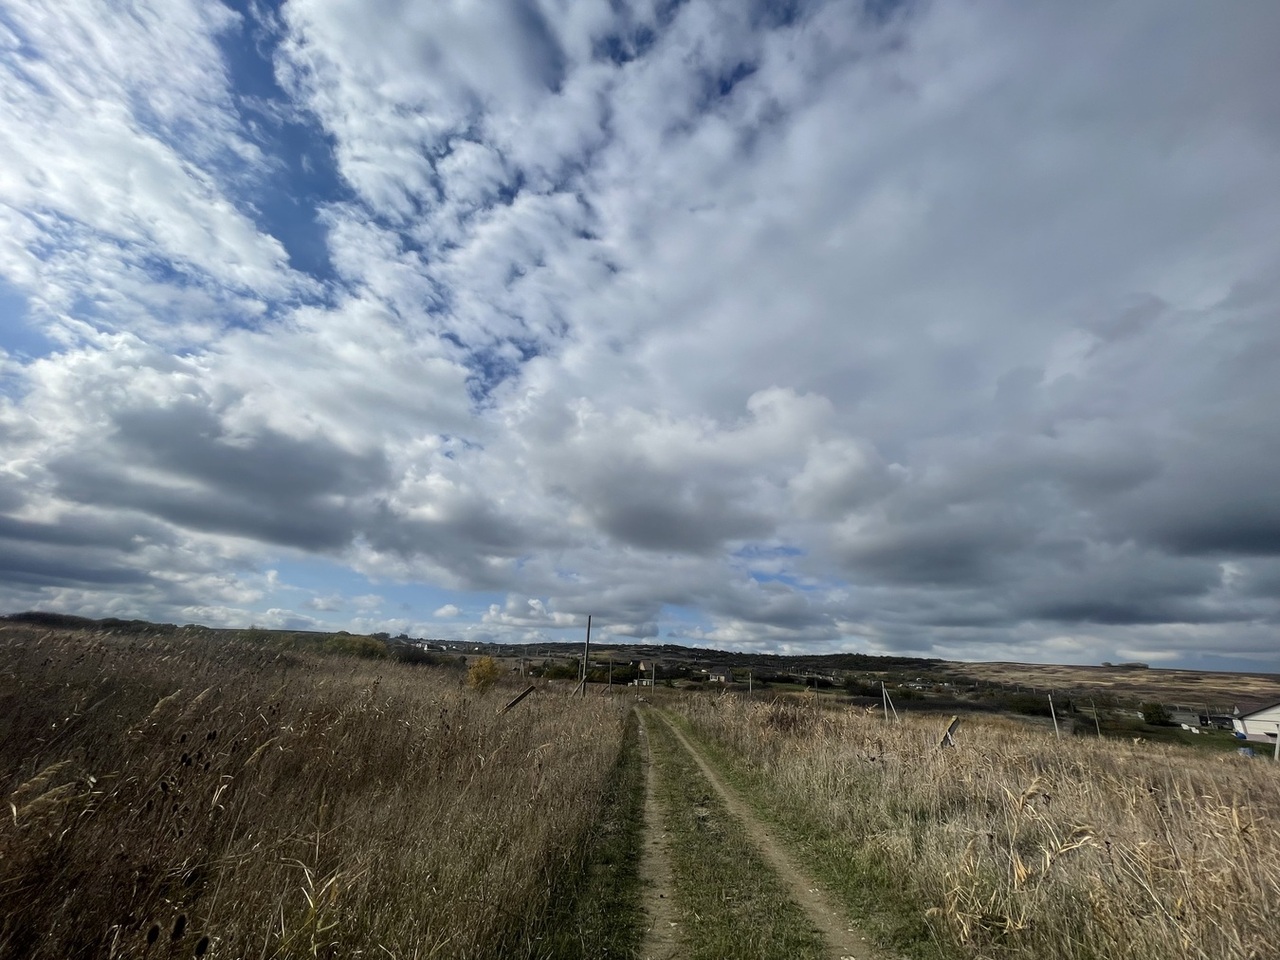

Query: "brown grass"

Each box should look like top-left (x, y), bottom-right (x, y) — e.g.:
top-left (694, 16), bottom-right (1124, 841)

top-left (672, 693), bottom-right (1280, 960)
top-left (944, 660), bottom-right (1280, 707)
top-left (0, 625), bottom-right (630, 959)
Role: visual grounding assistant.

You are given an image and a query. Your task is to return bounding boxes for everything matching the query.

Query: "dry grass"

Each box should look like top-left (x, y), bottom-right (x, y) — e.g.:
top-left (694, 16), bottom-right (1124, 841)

top-left (672, 693), bottom-right (1280, 960)
top-left (0, 625), bottom-right (631, 959)
top-left (944, 660), bottom-right (1280, 707)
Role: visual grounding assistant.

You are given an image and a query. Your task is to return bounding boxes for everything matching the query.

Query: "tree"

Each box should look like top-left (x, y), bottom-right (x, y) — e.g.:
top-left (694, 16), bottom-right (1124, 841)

top-left (1140, 702), bottom-right (1171, 725)
top-left (467, 655), bottom-right (502, 690)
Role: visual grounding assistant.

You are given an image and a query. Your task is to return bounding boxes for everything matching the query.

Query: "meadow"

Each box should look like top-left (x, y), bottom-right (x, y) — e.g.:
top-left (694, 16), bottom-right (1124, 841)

top-left (669, 693), bottom-right (1280, 960)
top-left (7, 618), bottom-right (1277, 960)
top-left (0, 624), bottom-right (634, 960)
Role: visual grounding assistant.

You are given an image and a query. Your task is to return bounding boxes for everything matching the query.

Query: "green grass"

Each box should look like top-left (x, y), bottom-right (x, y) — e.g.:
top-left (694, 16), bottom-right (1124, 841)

top-left (535, 709), bottom-right (646, 959)
top-left (645, 711), bottom-right (828, 960)
top-left (663, 711), bottom-right (957, 960)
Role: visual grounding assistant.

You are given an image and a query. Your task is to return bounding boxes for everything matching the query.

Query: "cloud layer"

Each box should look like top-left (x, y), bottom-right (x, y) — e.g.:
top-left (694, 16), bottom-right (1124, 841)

top-left (3, 0), bottom-right (1280, 667)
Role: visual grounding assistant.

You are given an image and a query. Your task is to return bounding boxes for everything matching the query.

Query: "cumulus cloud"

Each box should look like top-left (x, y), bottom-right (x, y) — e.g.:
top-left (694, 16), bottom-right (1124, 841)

top-left (2, 0), bottom-right (1280, 668)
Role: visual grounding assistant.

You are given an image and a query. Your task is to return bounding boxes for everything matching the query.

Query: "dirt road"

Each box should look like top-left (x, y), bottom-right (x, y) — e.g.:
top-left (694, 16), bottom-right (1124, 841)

top-left (643, 707), bottom-right (881, 960)
top-left (636, 710), bottom-right (682, 960)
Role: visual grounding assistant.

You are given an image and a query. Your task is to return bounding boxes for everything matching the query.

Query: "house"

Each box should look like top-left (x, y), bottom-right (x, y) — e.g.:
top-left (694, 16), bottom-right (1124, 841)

top-left (638, 660), bottom-right (658, 687)
top-left (1232, 701), bottom-right (1280, 745)
top-left (707, 664), bottom-right (733, 683)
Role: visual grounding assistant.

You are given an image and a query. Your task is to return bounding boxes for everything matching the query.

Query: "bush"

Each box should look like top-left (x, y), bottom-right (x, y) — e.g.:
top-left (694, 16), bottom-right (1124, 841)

top-left (467, 655), bottom-right (502, 690)
top-left (1140, 701), bottom-right (1172, 725)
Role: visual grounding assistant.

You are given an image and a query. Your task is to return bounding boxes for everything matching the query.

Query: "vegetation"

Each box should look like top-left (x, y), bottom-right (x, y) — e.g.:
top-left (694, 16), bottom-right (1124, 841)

top-left (537, 711), bottom-right (646, 958)
top-left (0, 624), bottom-right (636, 959)
top-left (467, 654), bottom-right (503, 690)
top-left (668, 694), bottom-right (1280, 960)
top-left (644, 713), bottom-right (829, 960)
top-left (1139, 701), bottom-right (1172, 725)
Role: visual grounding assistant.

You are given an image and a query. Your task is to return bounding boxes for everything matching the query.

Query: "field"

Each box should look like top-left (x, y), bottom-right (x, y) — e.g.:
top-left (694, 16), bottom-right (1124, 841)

top-left (667, 693), bottom-right (1280, 960)
top-left (4, 621), bottom-right (1279, 960)
top-left (0, 624), bottom-right (637, 959)
top-left (942, 659), bottom-right (1280, 707)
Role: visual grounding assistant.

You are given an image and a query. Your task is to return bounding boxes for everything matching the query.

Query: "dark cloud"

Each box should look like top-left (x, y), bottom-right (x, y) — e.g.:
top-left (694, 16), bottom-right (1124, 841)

top-left (50, 401), bottom-right (388, 551)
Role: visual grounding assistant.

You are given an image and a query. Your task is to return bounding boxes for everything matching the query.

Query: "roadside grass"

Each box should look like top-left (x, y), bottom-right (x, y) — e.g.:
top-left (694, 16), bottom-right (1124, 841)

top-left (645, 710), bottom-right (829, 960)
top-left (0, 625), bottom-right (630, 959)
top-left (662, 709), bottom-right (953, 960)
top-left (535, 707), bottom-right (645, 959)
top-left (670, 694), bottom-right (1280, 960)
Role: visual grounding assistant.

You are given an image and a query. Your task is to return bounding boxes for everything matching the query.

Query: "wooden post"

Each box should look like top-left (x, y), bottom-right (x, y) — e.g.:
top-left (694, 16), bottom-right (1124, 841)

top-left (881, 682), bottom-right (898, 722)
top-left (938, 716), bottom-right (961, 748)
top-left (608, 658), bottom-right (613, 689)
top-left (1090, 699), bottom-right (1102, 738)
top-left (500, 684), bottom-right (536, 715)
top-left (1049, 693), bottom-right (1060, 739)
top-left (581, 615), bottom-right (592, 697)
top-left (748, 669), bottom-right (753, 694)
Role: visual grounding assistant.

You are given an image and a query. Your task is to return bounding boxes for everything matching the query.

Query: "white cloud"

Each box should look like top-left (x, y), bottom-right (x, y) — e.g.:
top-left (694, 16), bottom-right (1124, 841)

top-left (0, 0), bottom-right (311, 344)
top-left (3, 0), bottom-right (1280, 668)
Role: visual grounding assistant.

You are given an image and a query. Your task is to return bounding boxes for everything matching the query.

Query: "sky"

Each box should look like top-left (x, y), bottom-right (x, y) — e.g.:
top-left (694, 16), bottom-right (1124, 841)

top-left (2, 0), bottom-right (1280, 670)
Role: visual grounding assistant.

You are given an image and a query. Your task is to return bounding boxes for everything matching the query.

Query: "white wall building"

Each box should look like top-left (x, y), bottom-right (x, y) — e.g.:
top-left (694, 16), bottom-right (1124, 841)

top-left (1233, 701), bottom-right (1280, 745)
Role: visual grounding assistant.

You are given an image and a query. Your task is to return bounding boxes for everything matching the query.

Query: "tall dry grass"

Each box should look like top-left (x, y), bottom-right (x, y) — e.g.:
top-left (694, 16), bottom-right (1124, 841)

top-left (673, 694), bottom-right (1280, 960)
top-left (0, 625), bottom-right (629, 959)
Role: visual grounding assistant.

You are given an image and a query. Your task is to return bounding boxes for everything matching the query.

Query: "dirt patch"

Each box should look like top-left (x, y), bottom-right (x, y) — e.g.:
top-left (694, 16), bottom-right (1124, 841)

top-left (636, 710), bottom-right (682, 960)
top-left (653, 710), bottom-right (880, 960)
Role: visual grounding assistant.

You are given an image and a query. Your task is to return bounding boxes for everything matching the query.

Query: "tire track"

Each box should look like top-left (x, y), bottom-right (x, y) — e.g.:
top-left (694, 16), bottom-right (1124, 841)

top-left (636, 709), bottom-right (682, 960)
top-left (651, 709), bottom-right (880, 960)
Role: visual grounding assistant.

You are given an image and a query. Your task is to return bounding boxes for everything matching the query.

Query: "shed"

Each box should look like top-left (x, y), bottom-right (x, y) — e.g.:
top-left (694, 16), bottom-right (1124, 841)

top-left (1233, 701), bottom-right (1280, 745)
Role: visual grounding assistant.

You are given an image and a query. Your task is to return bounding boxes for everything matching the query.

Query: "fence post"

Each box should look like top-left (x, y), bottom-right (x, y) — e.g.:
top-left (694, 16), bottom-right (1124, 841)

top-left (1049, 693), bottom-right (1060, 739)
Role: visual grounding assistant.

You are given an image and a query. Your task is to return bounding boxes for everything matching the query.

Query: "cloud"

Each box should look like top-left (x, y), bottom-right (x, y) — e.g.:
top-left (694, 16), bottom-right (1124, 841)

top-left (2, 0), bottom-right (1280, 668)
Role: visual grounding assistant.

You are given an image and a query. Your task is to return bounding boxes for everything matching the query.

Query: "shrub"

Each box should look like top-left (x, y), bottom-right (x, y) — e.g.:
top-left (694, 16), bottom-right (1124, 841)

top-left (467, 655), bottom-right (503, 690)
top-left (1140, 701), bottom-right (1172, 725)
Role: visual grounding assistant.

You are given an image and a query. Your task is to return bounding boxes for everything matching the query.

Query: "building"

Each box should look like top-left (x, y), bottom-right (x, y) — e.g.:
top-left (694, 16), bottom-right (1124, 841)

top-left (1233, 701), bottom-right (1280, 746)
top-left (707, 664), bottom-right (733, 683)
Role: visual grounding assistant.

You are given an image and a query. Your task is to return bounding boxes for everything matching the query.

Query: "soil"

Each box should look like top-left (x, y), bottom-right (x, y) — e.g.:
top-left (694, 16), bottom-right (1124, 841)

top-left (651, 710), bottom-right (881, 960)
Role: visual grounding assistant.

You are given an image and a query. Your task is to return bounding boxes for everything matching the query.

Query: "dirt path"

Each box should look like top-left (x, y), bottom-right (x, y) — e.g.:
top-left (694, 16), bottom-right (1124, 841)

top-left (652, 710), bottom-right (879, 960)
top-left (636, 709), bottom-right (682, 960)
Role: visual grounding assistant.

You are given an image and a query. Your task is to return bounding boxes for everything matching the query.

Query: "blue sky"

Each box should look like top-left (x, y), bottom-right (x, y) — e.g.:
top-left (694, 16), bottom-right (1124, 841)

top-left (3, 0), bottom-right (1280, 668)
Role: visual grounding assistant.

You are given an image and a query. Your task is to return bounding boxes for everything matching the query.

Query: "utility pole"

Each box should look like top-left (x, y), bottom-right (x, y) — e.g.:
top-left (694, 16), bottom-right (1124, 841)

top-left (1049, 692), bottom-right (1060, 739)
top-left (580, 615), bottom-right (592, 696)
top-left (1090, 698), bottom-right (1102, 737)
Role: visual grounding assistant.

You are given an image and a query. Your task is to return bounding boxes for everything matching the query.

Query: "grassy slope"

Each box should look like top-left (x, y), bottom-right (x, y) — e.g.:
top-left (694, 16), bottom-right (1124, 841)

top-left (670, 695), bottom-right (1280, 960)
top-left (0, 626), bottom-right (632, 960)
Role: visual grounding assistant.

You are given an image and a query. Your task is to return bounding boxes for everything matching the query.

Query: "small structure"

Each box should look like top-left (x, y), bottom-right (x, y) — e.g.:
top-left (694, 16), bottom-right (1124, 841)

top-left (638, 660), bottom-right (658, 687)
top-left (707, 664), bottom-right (733, 683)
top-left (1233, 701), bottom-right (1280, 745)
